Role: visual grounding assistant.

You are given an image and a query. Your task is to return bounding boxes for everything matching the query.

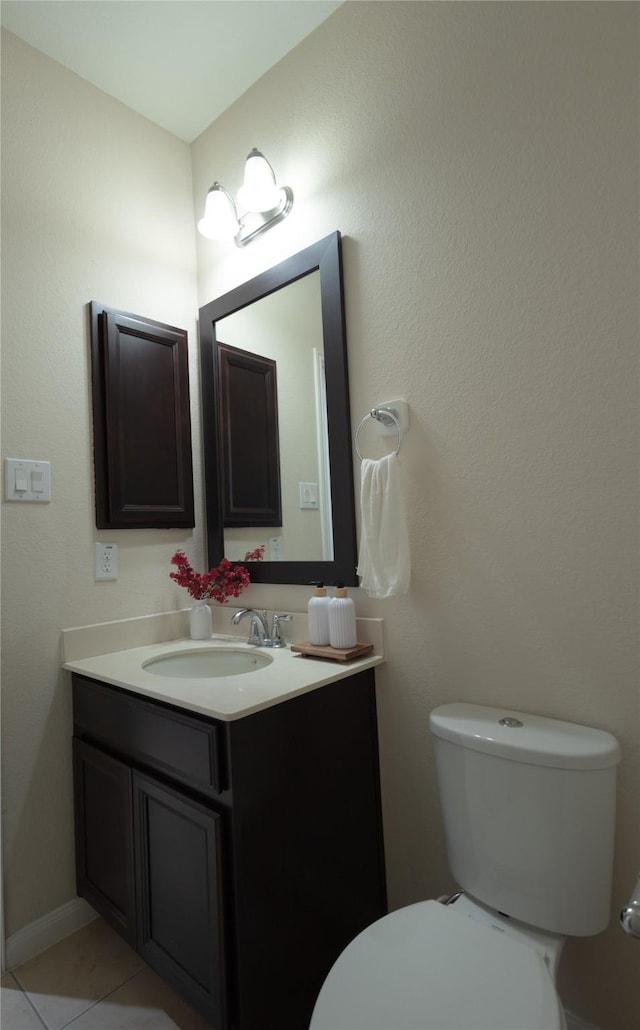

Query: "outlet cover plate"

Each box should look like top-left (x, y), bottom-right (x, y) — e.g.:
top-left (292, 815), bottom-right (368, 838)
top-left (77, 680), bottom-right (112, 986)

top-left (95, 542), bottom-right (118, 581)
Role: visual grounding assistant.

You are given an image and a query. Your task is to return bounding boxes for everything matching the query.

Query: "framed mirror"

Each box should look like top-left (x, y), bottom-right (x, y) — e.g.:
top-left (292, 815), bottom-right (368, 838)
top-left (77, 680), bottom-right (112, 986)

top-left (199, 232), bottom-right (358, 586)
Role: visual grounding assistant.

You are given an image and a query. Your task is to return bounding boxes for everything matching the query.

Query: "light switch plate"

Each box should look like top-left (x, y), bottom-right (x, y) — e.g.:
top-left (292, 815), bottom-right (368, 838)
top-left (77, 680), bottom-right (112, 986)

top-left (4, 458), bottom-right (51, 501)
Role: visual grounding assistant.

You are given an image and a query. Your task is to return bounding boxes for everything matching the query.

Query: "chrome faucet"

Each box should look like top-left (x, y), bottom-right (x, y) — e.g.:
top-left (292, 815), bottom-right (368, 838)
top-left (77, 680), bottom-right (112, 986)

top-left (231, 608), bottom-right (268, 645)
top-left (231, 608), bottom-right (292, 648)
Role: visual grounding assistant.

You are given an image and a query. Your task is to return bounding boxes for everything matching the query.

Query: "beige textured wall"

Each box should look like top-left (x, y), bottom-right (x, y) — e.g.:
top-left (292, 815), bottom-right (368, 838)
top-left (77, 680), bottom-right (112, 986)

top-left (0, 30), bottom-right (200, 934)
top-left (1, 3), bottom-right (638, 1028)
top-left (192, 4), bottom-right (639, 1028)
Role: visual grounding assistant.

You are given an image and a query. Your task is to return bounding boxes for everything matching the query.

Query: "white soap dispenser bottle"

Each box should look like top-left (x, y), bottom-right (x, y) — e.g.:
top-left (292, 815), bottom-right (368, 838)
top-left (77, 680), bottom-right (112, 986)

top-left (328, 583), bottom-right (357, 649)
top-left (308, 582), bottom-right (331, 646)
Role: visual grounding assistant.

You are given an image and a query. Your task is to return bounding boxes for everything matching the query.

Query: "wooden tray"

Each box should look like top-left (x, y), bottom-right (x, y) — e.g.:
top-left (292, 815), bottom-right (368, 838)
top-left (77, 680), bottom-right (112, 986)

top-left (290, 641), bottom-right (374, 662)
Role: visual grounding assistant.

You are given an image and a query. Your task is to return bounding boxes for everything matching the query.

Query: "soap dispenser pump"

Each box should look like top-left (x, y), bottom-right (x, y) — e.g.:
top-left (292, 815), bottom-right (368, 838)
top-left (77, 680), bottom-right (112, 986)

top-left (328, 583), bottom-right (357, 649)
top-left (308, 582), bottom-right (331, 646)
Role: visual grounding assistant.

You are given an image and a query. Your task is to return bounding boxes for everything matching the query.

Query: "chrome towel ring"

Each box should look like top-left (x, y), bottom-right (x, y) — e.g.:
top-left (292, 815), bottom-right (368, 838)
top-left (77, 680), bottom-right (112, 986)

top-left (355, 408), bottom-right (402, 461)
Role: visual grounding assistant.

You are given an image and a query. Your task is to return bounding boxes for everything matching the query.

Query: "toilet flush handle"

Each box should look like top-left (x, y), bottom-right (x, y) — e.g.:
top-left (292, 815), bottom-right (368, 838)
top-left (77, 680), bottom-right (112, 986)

top-left (620, 871), bottom-right (640, 938)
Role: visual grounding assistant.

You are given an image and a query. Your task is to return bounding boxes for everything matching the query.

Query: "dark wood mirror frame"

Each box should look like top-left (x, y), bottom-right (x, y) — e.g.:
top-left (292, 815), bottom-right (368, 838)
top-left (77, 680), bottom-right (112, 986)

top-left (199, 231), bottom-right (358, 585)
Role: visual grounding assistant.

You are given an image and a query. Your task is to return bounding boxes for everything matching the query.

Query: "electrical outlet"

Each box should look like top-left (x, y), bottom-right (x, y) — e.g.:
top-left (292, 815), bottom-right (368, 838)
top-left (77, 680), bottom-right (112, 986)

top-left (268, 536), bottom-right (283, 561)
top-left (95, 542), bottom-right (118, 581)
top-left (299, 482), bottom-right (319, 509)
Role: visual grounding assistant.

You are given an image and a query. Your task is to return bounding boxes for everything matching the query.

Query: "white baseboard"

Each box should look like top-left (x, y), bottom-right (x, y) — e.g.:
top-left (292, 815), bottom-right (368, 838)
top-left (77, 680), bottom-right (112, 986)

top-left (4, 897), bottom-right (98, 971)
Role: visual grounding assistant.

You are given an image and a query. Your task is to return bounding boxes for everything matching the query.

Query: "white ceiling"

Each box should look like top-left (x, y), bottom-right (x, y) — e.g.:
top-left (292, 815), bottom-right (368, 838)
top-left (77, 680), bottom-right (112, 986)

top-left (0, 0), bottom-right (342, 142)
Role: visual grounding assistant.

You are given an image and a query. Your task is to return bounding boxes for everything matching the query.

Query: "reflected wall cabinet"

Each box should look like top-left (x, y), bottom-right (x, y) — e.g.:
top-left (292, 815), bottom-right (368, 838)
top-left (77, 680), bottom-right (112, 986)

top-left (217, 340), bottom-right (282, 528)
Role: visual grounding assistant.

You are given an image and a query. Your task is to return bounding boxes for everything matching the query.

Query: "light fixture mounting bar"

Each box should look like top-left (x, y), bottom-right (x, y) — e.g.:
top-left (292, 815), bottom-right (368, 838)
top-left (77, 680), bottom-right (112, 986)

top-left (235, 186), bottom-right (294, 247)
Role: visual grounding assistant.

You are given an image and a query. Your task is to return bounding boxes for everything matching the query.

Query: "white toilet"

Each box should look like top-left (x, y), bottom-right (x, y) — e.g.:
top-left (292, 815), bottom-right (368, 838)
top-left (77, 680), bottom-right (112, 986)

top-left (310, 702), bottom-right (620, 1030)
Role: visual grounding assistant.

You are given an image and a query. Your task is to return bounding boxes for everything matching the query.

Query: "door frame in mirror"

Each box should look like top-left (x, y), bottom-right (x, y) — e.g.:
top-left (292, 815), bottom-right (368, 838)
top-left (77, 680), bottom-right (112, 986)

top-left (199, 231), bottom-right (358, 585)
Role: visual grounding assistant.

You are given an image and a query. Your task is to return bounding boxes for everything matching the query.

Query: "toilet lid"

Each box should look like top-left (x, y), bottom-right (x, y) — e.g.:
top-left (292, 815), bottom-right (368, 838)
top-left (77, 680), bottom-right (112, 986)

top-left (310, 900), bottom-right (565, 1030)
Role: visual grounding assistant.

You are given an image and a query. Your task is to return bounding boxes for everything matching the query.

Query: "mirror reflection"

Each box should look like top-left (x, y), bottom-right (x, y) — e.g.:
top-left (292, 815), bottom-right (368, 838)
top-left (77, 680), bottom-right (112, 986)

top-left (217, 272), bottom-right (333, 563)
top-left (199, 232), bottom-right (358, 586)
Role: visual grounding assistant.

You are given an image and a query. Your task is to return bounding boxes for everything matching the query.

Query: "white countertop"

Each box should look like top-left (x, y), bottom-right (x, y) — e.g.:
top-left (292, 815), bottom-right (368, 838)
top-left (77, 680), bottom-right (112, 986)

top-left (63, 635), bottom-right (384, 721)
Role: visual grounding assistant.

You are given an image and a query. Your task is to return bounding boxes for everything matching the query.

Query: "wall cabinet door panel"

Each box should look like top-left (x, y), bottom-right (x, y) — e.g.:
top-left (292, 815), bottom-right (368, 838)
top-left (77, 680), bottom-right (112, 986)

top-left (89, 302), bottom-right (195, 528)
top-left (217, 341), bottom-right (282, 527)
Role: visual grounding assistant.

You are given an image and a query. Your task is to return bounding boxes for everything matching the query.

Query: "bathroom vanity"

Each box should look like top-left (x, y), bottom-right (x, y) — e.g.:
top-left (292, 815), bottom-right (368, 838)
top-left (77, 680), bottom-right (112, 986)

top-left (69, 642), bottom-right (386, 1030)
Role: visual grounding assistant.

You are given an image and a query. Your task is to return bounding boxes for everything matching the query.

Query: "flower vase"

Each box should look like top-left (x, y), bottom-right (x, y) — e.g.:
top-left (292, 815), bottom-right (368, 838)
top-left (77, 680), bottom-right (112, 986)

top-left (190, 600), bottom-right (212, 640)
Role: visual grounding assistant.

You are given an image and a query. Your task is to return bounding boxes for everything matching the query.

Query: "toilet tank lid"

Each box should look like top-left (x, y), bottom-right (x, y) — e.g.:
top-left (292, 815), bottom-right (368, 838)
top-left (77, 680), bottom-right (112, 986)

top-left (429, 703), bottom-right (620, 770)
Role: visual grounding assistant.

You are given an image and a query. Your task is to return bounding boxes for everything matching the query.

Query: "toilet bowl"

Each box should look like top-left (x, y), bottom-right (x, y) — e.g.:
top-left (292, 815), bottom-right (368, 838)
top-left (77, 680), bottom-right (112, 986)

top-left (309, 702), bottom-right (620, 1030)
top-left (309, 897), bottom-right (566, 1030)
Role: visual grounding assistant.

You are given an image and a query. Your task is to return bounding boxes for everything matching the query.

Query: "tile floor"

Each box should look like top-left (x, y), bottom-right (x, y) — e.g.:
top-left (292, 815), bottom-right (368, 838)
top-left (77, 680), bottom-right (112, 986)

top-left (1, 919), bottom-right (212, 1029)
top-left (2, 917), bottom-right (601, 1030)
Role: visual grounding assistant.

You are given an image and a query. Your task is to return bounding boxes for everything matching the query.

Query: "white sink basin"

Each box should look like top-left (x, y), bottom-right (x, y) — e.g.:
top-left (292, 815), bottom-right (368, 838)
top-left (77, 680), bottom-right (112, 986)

top-left (142, 648), bottom-right (273, 679)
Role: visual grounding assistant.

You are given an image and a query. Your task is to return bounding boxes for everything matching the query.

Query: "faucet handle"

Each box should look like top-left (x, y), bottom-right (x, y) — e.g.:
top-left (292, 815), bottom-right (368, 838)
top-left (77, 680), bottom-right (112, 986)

top-left (270, 613), bottom-right (293, 647)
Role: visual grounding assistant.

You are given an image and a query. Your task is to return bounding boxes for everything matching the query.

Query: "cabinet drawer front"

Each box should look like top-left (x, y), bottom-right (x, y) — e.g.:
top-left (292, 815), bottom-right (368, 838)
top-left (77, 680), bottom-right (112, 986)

top-left (73, 676), bottom-right (223, 795)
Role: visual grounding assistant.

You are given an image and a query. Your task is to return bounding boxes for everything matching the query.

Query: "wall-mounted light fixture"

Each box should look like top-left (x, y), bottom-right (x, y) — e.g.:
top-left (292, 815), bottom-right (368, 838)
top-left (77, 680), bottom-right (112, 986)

top-left (197, 148), bottom-right (293, 247)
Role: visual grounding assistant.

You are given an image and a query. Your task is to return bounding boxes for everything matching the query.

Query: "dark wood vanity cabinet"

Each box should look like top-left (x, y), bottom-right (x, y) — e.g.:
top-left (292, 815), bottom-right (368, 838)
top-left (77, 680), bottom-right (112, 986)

top-left (72, 670), bottom-right (386, 1030)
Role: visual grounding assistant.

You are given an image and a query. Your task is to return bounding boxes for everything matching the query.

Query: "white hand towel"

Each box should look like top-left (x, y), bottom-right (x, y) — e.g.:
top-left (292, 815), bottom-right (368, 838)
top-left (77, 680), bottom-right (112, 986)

top-left (357, 452), bottom-right (410, 599)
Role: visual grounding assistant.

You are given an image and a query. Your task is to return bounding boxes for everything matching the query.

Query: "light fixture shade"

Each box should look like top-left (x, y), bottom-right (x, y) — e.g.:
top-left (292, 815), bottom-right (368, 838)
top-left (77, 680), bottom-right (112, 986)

top-left (237, 148), bottom-right (282, 213)
top-left (197, 182), bottom-right (239, 240)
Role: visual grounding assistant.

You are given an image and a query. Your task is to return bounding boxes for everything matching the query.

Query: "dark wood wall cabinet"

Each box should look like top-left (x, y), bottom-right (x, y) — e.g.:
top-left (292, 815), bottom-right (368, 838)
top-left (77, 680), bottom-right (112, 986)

top-left (89, 302), bottom-right (195, 528)
top-left (72, 672), bottom-right (387, 1030)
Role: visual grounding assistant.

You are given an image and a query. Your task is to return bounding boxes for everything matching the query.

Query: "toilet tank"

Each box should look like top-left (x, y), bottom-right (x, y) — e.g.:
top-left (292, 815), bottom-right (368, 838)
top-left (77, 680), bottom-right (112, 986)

top-left (429, 703), bottom-right (620, 937)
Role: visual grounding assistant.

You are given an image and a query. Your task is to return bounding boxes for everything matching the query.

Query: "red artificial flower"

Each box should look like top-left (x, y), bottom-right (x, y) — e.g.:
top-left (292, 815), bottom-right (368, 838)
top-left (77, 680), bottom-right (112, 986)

top-left (243, 545), bottom-right (266, 563)
top-left (169, 547), bottom-right (264, 604)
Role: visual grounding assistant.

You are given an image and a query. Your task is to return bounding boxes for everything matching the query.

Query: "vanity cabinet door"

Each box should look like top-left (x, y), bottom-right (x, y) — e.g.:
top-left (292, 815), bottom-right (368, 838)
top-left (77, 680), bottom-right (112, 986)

top-left (73, 738), bottom-right (135, 946)
top-left (132, 771), bottom-right (228, 1028)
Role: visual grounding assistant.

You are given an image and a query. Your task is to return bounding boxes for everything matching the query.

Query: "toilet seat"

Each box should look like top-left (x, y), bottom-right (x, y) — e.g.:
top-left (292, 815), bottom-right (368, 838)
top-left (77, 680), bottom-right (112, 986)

top-left (309, 900), bottom-right (566, 1030)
